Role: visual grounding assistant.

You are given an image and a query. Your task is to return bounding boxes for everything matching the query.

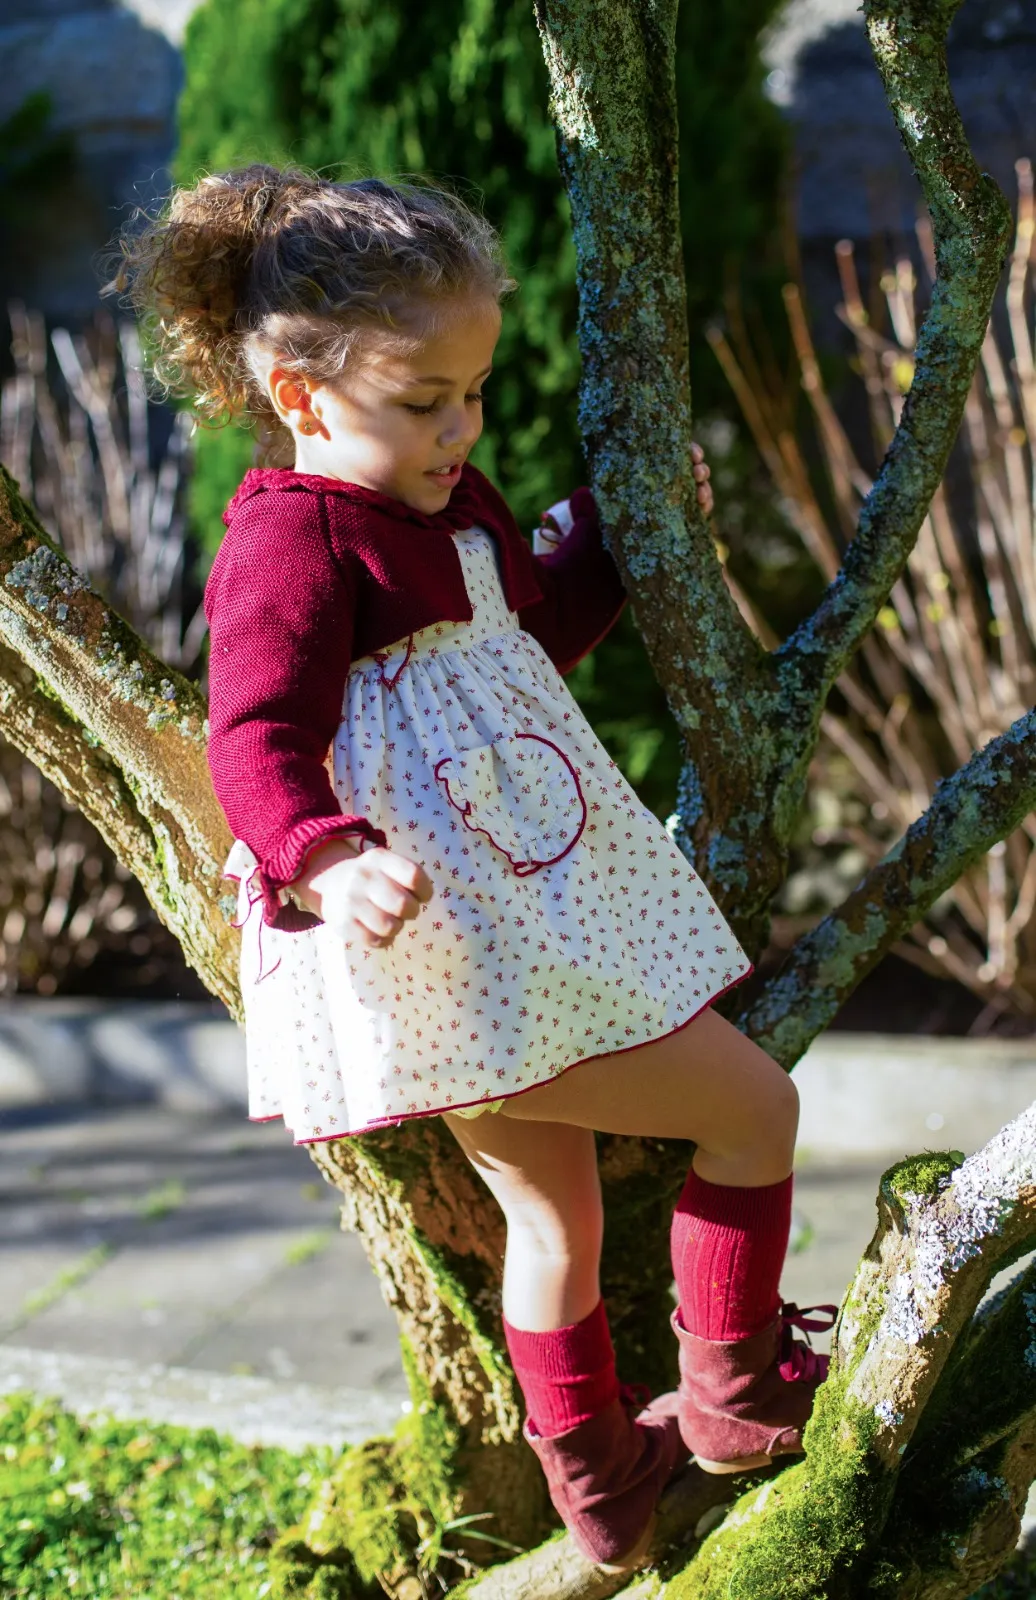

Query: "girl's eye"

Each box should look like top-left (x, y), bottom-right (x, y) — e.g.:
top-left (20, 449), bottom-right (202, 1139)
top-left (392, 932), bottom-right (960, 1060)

top-left (404, 393), bottom-right (485, 416)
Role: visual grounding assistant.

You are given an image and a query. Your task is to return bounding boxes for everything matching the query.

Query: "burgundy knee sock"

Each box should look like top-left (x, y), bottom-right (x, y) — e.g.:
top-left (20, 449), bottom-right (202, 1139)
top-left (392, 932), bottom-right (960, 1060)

top-left (671, 1167), bottom-right (793, 1341)
top-left (503, 1298), bottom-right (620, 1436)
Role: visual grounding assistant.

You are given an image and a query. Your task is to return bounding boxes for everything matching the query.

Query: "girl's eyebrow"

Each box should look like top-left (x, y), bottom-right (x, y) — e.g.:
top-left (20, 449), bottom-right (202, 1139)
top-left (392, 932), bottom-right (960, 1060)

top-left (406, 365), bottom-right (493, 388)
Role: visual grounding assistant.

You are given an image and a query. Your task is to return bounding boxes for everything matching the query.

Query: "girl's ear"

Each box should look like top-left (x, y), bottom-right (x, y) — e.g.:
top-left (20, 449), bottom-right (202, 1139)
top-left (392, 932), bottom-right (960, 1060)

top-left (268, 367), bottom-right (313, 423)
top-left (268, 368), bottom-right (331, 440)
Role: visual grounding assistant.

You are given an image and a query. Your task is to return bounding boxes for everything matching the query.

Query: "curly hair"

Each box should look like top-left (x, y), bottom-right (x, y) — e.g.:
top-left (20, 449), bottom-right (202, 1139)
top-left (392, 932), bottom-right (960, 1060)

top-left (106, 164), bottom-right (515, 433)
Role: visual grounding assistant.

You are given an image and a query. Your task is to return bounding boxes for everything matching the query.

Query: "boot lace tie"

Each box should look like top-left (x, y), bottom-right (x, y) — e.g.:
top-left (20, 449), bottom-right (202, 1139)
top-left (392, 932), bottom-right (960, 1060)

top-left (778, 1302), bottom-right (838, 1383)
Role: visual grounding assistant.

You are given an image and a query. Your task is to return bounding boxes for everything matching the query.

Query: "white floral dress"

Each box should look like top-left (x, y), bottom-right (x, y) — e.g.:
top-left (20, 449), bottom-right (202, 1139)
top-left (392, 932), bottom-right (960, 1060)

top-left (225, 524), bottom-right (751, 1143)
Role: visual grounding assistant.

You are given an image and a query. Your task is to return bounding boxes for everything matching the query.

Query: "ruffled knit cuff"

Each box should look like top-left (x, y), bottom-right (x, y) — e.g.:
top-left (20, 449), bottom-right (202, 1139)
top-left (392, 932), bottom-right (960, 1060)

top-left (258, 814), bottom-right (388, 930)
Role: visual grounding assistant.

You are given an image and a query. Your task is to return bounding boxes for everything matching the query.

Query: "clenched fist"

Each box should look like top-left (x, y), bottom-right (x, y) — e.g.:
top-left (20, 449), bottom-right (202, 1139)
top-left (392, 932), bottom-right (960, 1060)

top-left (293, 838), bottom-right (434, 949)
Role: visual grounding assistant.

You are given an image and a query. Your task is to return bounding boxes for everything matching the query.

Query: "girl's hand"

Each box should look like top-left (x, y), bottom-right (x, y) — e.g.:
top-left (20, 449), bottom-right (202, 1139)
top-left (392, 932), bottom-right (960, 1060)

top-left (532, 452), bottom-right (711, 552)
top-left (293, 838), bottom-right (433, 948)
top-left (691, 440), bottom-right (713, 516)
top-left (532, 486), bottom-right (597, 555)
top-left (533, 496), bottom-right (575, 555)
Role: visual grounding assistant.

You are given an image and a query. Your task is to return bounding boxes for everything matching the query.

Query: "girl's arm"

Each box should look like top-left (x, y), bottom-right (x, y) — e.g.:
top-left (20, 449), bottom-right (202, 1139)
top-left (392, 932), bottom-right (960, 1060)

top-left (205, 487), bottom-right (386, 927)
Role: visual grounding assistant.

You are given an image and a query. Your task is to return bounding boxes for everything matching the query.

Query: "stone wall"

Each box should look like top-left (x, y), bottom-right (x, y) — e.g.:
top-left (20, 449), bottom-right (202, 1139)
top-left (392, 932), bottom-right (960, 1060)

top-left (0, 0), bottom-right (188, 324)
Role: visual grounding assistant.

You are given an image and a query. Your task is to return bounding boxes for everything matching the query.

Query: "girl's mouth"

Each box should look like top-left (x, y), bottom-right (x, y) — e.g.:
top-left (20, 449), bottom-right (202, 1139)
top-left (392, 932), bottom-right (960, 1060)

top-left (426, 462), bottom-right (462, 486)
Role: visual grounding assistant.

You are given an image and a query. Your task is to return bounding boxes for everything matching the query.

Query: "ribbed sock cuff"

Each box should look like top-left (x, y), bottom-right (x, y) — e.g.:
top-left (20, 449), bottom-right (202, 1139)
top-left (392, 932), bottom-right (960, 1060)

top-left (503, 1299), bottom-right (620, 1435)
top-left (671, 1169), bottom-right (793, 1341)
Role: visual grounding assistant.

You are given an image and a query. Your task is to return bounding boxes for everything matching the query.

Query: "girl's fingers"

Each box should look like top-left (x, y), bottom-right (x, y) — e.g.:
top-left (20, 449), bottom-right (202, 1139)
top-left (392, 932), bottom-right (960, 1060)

top-left (356, 905), bottom-right (403, 943)
top-left (367, 877), bottom-right (417, 922)
top-left (690, 440), bottom-right (704, 463)
top-left (378, 851), bottom-right (434, 903)
top-left (692, 461), bottom-right (710, 481)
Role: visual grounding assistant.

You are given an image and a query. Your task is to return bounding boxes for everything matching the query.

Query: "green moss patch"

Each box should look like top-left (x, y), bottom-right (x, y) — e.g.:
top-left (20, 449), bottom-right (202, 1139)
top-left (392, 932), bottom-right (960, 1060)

top-left (880, 1150), bottom-right (965, 1210)
top-left (667, 1379), bottom-right (891, 1600)
top-left (0, 1391), bottom-right (332, 1598)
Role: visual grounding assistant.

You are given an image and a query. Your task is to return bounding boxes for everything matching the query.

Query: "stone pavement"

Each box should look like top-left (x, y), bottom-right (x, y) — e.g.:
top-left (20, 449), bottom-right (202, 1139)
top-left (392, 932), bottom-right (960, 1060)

top-left (0, 1103), bottom-right (409, 1448)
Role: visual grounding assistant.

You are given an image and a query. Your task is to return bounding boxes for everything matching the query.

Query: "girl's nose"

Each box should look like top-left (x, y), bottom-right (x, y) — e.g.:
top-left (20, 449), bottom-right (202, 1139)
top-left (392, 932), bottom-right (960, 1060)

top-left (438, 402), bottom-right (482, 452)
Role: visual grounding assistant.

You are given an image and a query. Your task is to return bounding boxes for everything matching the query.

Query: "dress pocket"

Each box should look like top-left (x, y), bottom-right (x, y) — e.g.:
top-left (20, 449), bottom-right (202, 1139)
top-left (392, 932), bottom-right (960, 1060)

top-left (433, 732), bottom-right (587, 876)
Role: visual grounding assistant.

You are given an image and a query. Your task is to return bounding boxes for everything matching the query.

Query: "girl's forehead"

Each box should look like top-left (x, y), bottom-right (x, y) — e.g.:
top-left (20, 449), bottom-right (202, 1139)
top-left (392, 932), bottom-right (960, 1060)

top-left (378, 300), bottom-right (501, 379)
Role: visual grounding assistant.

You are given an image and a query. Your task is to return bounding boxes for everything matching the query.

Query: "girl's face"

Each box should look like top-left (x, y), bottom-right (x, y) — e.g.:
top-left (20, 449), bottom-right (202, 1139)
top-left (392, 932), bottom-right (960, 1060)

top-left (270, 298), bottom-right (501, 514)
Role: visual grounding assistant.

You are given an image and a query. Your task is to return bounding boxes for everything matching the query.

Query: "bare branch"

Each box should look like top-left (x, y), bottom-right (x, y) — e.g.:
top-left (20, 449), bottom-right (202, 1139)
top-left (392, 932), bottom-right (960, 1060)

top-left (774, 0), bottom-right (1014, 748)
top-left (736, 709), bottom-right (1036, 1067)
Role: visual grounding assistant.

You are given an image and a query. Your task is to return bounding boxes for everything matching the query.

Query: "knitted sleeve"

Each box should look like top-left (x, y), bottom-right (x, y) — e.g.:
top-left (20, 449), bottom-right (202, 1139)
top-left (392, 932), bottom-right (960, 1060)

top-left (204, 487), bottom-right (386, 928)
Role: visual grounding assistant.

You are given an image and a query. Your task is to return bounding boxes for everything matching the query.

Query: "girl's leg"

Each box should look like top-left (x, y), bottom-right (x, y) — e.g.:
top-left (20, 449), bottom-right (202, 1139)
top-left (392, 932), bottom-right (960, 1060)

top-left (443, 1112), bottom-right (604, 1332)
top-left (499, 1008), bottom-right (797, 1337)
top-left (443, 1110), bottom-right (687, 1568)
top-left (497, 1006), bottom-right (830, 1470)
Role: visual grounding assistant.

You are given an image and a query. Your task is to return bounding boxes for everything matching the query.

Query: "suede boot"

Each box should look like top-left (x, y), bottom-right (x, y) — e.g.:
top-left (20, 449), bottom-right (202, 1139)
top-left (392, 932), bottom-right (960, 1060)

top-left (671, 1301), bottom-right (837, 1472)
top-left (523, 1383), bottom-right (690, 1569)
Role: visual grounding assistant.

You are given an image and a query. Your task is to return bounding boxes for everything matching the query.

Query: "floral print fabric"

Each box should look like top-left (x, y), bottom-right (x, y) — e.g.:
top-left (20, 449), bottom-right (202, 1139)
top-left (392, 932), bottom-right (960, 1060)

top-left (226, 526), bottom-right (751, 1143)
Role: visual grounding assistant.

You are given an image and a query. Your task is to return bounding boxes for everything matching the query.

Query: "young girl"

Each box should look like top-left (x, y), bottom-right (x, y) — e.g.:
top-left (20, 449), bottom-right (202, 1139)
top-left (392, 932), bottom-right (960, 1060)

top-left (116, 165), bottom-right (834, 1574)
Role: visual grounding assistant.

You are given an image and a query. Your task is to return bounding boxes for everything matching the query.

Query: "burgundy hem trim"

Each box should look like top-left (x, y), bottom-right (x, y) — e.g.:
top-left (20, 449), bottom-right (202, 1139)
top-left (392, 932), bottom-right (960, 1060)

top-left (247, 961), bottom-right (755, 1146)
top-left (432, 733), bottom-right (588, 878)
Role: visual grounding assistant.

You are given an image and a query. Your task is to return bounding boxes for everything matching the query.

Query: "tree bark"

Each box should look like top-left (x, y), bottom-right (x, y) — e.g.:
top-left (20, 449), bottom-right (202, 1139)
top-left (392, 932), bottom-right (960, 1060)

top-left (0, 0), bottom-right (1033, 1593)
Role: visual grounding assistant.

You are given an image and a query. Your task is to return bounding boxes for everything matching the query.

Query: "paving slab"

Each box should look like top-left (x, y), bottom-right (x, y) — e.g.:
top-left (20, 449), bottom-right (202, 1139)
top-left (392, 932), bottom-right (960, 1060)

top-left (782, 1160), bottom-right (887, 1350)
top-left (0, 1104), bottom-right (408, 1400)
top-left (0, 1091), bottom-right (1032, 1506)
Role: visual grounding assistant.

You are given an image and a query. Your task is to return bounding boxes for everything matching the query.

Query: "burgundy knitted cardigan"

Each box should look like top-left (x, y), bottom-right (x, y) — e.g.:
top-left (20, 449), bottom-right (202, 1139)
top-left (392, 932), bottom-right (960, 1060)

top-left (204, 463), bottom-right (627, 928)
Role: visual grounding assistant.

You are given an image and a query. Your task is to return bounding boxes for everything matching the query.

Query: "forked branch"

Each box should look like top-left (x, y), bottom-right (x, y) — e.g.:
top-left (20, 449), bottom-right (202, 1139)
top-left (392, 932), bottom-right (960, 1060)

top-left (735, 708), bottom-right (1036, 1067)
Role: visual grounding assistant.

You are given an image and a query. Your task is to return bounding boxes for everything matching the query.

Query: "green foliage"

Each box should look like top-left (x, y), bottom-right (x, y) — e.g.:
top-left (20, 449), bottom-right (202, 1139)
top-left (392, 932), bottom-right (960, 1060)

top-left (271, 1335), bottom-right (523, 1596)
top-left (669, 1381), bottom-right (887, 1600)
top-left (281, 1336), bottom-right (466, 1592)
top-left (0, 1391), bottom-right (332, 1598)
top-left (881, 1149), bottom-right (965, 1208)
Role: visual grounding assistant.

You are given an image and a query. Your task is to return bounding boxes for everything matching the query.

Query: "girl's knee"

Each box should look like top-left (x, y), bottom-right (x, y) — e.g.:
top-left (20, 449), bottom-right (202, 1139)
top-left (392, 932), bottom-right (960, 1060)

top-left (745, 1054), bottom-right (798, 1170)
top-left (506, 1186), bottom-right (604, 1263)
top-left (729, 1045), bottom-right (798, 1168)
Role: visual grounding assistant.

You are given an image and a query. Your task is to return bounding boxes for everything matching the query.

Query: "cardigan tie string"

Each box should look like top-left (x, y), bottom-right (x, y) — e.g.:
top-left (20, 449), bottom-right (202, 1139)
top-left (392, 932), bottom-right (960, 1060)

top-left (371, 633), bottom-right (415, 690)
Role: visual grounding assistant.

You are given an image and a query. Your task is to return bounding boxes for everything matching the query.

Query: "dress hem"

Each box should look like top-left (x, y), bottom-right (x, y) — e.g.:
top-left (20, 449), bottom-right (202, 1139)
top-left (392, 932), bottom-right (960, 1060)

top-left (248, 960), bottom-right (756, 1146)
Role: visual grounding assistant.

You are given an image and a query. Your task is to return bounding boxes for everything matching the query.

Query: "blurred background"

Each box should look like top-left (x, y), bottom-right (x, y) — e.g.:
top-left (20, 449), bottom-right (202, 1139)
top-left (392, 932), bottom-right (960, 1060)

top-left (1, 0), bottom-right (1036, 1039)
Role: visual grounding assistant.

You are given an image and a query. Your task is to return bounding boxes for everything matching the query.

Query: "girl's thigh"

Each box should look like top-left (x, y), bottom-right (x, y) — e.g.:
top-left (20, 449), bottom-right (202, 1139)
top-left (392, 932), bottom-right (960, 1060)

top-left (443, 1110), bottom-right (602, 1247)
top-left (497, 1007), bottom-right (798, 1171)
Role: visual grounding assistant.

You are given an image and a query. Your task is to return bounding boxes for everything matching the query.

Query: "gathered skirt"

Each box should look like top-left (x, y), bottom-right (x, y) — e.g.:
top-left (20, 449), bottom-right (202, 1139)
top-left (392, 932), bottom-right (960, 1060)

top-left (226, 525), bottom-right (751, 1143)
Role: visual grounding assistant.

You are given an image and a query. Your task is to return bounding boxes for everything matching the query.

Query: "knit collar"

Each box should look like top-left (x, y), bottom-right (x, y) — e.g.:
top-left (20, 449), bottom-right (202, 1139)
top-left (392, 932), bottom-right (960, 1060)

top-left (225, 465), bottom-right (484, 533)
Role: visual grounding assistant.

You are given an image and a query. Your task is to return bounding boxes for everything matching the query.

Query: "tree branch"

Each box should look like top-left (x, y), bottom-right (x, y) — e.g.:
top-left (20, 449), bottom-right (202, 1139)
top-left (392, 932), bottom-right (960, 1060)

top-left (640, 1115), bottom-right (1036, 1599)
top-left (773, 0), bottom-right (1013, 753)
top-left (734, 709), bottom-right (1036, 1066)
top-left (0, 467), bottom-right (239, 1012)
top-left (833, 1113), bottom-right (1036, 1469)
top-left (872, 1256), bottom-right (1036, 1598)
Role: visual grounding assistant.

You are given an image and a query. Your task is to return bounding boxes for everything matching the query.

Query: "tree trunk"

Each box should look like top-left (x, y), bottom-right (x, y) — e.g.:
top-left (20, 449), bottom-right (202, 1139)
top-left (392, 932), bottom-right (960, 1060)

top-left (1, 0), bottom-right (1035, 1594)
